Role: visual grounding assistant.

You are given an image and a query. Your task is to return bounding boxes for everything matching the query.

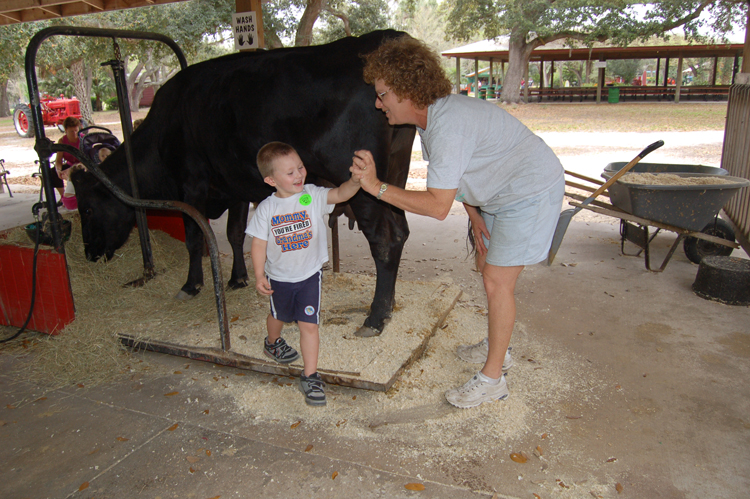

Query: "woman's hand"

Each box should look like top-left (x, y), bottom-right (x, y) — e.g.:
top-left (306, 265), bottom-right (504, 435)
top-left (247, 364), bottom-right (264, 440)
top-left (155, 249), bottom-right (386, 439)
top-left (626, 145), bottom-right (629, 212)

top-left (350, 149), bottom-right (380, 196)
top-left (465, 204), bottom-right (490, 256)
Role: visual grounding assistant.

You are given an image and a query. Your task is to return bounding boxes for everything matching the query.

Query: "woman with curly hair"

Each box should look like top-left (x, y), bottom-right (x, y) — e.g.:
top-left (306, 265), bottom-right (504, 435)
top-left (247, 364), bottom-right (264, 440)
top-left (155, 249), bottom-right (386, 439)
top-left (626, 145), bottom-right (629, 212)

top-left (351, 35), bottom-right (565, 409)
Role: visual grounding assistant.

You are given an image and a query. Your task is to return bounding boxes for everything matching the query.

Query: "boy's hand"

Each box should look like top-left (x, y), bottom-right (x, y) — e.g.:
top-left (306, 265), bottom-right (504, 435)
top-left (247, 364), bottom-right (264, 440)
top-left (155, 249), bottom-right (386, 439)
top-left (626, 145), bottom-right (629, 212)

top-left (255, 277), bottom-right (274, 296)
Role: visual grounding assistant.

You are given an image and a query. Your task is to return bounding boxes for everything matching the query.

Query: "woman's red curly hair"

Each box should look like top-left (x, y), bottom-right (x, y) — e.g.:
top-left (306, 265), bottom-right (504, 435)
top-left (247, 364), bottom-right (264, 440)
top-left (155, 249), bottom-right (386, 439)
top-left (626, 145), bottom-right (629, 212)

top-left (362, 35), bottom-right (452, 109)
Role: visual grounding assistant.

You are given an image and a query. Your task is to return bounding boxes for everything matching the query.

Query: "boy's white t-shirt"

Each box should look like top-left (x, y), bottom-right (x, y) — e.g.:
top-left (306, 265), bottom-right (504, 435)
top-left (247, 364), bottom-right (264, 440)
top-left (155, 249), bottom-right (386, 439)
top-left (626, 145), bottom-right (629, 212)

top-left (419, 94), bottom-right (564, 213)
top-left (246, 184), bottom-right (333, 282)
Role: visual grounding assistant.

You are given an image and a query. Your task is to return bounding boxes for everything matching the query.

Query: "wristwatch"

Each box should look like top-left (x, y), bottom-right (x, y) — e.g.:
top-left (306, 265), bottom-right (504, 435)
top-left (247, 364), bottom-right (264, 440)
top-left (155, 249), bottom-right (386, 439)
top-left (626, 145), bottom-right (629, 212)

top-left (377, 183), bottom-right (388, 200)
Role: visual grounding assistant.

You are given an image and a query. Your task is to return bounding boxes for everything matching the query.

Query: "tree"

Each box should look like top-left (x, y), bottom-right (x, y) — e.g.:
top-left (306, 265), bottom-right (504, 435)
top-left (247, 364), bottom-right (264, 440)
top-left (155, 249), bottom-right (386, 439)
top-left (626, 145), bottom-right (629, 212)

top-left (0, 23), bottom-right (37, 117)
top-left (315, 0), bottom-right (390, 43)
top-left (445, 0), bottom-right (749, 103)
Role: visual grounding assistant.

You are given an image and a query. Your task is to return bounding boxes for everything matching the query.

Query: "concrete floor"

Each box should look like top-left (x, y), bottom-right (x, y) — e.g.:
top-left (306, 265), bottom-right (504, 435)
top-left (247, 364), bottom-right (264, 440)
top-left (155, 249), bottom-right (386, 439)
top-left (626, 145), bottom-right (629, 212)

top-left (1, 177), bottom-right (749, 499)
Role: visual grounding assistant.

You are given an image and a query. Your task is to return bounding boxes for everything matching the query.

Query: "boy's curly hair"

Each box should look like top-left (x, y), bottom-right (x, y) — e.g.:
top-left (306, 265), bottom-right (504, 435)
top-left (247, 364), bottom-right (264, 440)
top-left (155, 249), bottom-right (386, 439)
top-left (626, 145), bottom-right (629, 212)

top-left (362, 35), bottom-right (452, 109)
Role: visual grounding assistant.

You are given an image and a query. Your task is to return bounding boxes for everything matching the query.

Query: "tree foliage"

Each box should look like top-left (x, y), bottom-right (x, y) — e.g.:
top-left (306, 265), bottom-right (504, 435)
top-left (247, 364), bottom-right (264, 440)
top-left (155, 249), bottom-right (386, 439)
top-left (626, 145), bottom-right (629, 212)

top-left (444, 0), bottom-right (749, 103)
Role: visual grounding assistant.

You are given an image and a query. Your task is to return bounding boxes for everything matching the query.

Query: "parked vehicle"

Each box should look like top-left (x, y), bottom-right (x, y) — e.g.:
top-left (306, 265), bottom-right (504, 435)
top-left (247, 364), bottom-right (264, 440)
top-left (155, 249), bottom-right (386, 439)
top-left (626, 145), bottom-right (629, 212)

top-left (13, 94), bottom-right (88, 138)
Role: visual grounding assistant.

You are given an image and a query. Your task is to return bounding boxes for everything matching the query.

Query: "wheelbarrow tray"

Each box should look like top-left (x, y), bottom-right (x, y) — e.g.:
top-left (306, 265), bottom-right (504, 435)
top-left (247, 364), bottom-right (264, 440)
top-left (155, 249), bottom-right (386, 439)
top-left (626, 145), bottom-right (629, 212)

top-left (601, 172), bottom-right (750, 232)
top-left (604, 161), bottom-right (728, 176)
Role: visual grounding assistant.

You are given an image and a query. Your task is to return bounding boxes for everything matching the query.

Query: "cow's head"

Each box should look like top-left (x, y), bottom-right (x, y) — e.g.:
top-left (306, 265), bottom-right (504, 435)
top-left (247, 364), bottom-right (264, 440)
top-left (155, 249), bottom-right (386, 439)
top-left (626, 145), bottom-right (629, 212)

top-left (71, 169), bottom-right (136, 262)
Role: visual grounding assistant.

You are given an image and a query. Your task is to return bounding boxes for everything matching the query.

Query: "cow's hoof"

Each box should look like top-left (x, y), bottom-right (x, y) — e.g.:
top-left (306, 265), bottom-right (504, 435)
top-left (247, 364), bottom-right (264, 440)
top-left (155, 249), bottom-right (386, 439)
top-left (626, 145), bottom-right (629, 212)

top-left (227, 278), bottom-right (249, 290)
top-left (354, 326), bottom-right (382, 338)
top-left (175, 290), bottom-right (197, 300)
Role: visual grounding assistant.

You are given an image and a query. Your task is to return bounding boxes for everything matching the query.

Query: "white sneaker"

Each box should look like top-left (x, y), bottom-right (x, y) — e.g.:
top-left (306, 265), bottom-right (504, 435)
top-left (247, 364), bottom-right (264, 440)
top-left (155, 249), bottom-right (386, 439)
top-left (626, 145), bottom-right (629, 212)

top-left (456, 338), bottom-right (513, 371)
top-left (445, 372), bottom-right (509, 409)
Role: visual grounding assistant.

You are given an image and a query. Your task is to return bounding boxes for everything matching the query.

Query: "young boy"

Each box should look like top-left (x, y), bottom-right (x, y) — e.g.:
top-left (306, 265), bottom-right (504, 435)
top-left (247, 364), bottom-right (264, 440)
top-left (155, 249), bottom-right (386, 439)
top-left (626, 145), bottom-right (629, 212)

top-left (246, 142), bottom-right (361, 406)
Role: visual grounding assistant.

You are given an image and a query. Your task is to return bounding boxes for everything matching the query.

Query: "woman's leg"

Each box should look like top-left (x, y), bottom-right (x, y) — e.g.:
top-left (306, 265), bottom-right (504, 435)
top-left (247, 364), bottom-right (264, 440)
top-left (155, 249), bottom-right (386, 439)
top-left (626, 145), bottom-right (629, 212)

top-left (480, 263), bottom-right (523, 379)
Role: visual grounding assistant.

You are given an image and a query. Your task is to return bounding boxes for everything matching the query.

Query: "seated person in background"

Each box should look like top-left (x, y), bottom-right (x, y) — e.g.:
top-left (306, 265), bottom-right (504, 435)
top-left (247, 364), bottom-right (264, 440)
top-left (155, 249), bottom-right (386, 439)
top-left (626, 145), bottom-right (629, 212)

top-left (61, 163), bottom-right (86, 211)
top-left (53, 117), bottom-right (81, 204)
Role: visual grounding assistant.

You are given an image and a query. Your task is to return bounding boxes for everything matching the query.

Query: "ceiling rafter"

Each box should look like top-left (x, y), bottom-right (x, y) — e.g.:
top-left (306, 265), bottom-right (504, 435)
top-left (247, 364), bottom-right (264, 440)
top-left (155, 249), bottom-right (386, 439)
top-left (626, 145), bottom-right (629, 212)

top-left (0, 0), bottom-right (183, 26)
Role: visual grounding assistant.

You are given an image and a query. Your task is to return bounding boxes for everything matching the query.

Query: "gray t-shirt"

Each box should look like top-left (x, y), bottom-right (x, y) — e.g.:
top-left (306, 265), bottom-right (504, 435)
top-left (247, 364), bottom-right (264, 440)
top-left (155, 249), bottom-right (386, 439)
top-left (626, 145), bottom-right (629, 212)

top-left (246, 185), bottom-right (334, 282)
top-left (420, 94), bottom-right (564, 213)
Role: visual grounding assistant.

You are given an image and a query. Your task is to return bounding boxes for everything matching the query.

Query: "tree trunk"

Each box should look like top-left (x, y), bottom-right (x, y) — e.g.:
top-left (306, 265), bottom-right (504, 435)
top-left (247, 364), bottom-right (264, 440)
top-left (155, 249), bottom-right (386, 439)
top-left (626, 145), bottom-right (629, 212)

top-left (71, 59), bottom-right (94, 125)
top-left (0, 79), bottom-right (9, 117)
top-left (500, 32), bottom-right (537, 104)
top-left (295, 0), bottom-right (324, 46)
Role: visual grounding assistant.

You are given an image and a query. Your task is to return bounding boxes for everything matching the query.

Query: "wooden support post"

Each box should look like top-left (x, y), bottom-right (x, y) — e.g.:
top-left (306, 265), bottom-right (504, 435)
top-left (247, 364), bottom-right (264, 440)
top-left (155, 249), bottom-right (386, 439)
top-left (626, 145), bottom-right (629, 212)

top-left (712, 57), bottom-right (718, 86)
top-left (235, 0), bottom-right (264, 50)
top-left (550, 60), bottom-right (555, 88)
top-left (524, 61), bottom-right (530, 103)
top-left (455, 57), bottom-right (461, 93)
top-left (596, 66), bottom-right (605, 103)
top-left (664, 57), bottom-right (670, 87)
top-left (540, 60), bottom-right (545, 89)
top-left (489, 59), bottom-right (493, 92)
top-left (655, 58), bottom-right (661, 86)
top-left (474, 58), bottom-right (479, 97)
top-left (675, 56), bottom-right (683, 103)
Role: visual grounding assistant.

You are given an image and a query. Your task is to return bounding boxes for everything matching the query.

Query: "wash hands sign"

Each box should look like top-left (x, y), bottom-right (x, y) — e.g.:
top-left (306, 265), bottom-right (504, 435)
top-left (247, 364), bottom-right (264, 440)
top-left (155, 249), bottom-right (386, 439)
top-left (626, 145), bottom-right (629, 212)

top-left (232, 11), bottom-right (258, 50)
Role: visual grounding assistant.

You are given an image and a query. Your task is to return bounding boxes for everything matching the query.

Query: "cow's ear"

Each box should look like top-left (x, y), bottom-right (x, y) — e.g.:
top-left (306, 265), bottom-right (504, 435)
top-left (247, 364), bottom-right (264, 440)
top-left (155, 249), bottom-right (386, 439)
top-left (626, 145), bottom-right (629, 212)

top-left (264, 177), bottom-right (276, 187)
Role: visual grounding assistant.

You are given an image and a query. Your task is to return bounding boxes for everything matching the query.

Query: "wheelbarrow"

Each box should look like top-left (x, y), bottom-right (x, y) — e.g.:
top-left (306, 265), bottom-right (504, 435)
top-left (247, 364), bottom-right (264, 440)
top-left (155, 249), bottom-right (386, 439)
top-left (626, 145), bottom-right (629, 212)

top-left (547, 141), bottom-right (750, 271)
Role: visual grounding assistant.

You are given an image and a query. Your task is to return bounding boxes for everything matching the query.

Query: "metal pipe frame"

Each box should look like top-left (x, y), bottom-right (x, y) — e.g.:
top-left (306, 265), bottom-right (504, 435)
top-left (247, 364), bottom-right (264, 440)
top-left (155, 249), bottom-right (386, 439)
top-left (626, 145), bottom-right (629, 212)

top-left (24, 26), bottom-right (230, 351)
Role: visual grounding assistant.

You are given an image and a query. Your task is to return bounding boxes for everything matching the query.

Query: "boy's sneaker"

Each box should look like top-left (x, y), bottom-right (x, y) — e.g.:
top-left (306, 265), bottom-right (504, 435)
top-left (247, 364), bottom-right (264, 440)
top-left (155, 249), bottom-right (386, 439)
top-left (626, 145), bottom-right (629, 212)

top-left (299, 372), bottom-right (326, 406)
top-left (264, 337), bottom-right (299, 364)
top-left (456, 338), bottom-right (513, 370)
top-left (445, 372), bottom-right (509, 409)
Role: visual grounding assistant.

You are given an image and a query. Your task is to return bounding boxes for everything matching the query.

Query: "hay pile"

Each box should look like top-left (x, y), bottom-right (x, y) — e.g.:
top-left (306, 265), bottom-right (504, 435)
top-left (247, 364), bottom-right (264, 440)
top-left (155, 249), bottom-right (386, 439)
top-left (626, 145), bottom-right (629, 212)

top-left (620, 172), bottom-right (735, 186)
top-left (2, 215), bottom-right (459, 389)
top-left (1, 214), bottom-right (223, 387)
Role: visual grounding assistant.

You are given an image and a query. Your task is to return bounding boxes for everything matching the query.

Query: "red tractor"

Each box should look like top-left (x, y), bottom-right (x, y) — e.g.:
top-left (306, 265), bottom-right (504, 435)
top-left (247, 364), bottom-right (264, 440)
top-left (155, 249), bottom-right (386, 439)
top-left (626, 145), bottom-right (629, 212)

top-left (13, 93), bottom-right (88, 138)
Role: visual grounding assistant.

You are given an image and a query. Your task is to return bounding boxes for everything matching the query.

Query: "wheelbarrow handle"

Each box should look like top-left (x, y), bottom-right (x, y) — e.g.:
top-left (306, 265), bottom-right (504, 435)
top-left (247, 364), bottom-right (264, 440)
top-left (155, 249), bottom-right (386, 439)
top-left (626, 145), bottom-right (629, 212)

top-left (585, 140), bottom-right (664, 204)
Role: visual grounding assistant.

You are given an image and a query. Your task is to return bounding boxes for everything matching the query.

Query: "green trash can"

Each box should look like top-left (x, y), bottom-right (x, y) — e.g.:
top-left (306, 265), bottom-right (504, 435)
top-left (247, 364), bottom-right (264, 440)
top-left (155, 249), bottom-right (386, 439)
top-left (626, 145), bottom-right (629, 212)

top-left (608, 86), bottom-right (620, 104)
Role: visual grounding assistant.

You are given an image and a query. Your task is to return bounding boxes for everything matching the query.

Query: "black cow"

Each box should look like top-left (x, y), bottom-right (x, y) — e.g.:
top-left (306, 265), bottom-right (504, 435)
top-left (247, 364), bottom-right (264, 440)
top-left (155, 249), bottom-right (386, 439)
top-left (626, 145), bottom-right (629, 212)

top-left (71, 30), bottom-right (415, 336)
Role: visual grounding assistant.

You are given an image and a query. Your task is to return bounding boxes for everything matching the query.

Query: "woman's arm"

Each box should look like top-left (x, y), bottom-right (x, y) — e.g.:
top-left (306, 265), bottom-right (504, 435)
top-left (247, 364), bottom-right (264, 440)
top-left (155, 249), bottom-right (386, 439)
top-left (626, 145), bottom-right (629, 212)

top-left (54, 138), bottom-right (64, 174)
top-left (351, 150), bottom-right (457, 220)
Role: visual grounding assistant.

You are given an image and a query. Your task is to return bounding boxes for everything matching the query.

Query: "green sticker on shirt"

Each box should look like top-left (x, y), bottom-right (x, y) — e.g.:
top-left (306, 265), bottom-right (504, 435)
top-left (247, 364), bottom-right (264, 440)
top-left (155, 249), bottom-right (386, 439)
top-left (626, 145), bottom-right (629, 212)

top-left (299, 193), bottom-right (312, 206)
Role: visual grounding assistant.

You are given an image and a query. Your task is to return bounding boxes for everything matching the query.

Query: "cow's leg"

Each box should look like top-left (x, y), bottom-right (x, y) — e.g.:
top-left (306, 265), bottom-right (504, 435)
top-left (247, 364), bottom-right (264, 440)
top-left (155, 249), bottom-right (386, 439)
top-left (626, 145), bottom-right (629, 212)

top-left (176, 214), bottom-right (207, 300)
top-left (226, 200), bottom-right (250, 290)
top-left (349, 197), bottom-right (409, 337)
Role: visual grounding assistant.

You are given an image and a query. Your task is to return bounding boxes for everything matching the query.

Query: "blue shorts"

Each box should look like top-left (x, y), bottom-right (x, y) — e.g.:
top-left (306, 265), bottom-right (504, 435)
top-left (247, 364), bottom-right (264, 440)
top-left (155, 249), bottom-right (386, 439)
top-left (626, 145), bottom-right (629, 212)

top-left (268, 270), bottom-right (322, 324)
top-left (480, 183), bottom-right (564, 267)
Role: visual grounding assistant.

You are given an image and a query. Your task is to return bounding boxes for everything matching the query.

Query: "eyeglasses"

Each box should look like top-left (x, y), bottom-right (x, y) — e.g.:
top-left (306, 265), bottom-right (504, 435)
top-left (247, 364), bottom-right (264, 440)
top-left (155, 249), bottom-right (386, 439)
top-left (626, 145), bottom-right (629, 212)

top-left (376, 88), bottom-right (391, 101)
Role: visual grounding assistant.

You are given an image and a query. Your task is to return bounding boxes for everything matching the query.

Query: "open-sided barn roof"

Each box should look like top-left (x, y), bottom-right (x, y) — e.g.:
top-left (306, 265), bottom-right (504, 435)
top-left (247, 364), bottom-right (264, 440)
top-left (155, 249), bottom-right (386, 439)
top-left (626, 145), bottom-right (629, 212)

top-left (442, 37), bottom-right (745, 63)
top-left (0, 0), bottom-right (187, 26)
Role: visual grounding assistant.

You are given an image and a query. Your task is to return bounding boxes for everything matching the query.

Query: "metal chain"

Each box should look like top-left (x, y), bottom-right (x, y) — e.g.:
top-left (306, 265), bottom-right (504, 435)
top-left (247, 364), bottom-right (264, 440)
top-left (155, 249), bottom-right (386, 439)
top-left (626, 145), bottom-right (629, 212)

top-left (113, 38), bottom-right (122, 62)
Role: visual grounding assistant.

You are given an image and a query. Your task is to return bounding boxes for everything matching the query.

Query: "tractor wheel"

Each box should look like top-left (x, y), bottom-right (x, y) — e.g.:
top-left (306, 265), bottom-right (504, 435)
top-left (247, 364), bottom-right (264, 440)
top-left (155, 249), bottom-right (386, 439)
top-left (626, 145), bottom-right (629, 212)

top-left (13, 104), bottom-right (34, 138)
top-left (684, 218), bottom-right (736, 264)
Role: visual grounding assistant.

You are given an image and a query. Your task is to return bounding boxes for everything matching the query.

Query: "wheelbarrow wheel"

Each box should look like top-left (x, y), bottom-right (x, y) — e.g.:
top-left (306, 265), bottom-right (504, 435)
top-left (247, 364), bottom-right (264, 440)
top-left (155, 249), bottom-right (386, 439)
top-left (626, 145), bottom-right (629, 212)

top-left (683, 218), bottom-right (735, 264)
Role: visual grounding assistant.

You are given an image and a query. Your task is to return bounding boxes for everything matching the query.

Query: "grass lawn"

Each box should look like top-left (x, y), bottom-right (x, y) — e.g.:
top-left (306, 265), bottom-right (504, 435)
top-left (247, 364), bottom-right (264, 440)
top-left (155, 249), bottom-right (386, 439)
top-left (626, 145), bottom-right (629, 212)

top-left (0, 103), bottom-right (728, 135)
top-left (503, 102), bottom-right (728, 133)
